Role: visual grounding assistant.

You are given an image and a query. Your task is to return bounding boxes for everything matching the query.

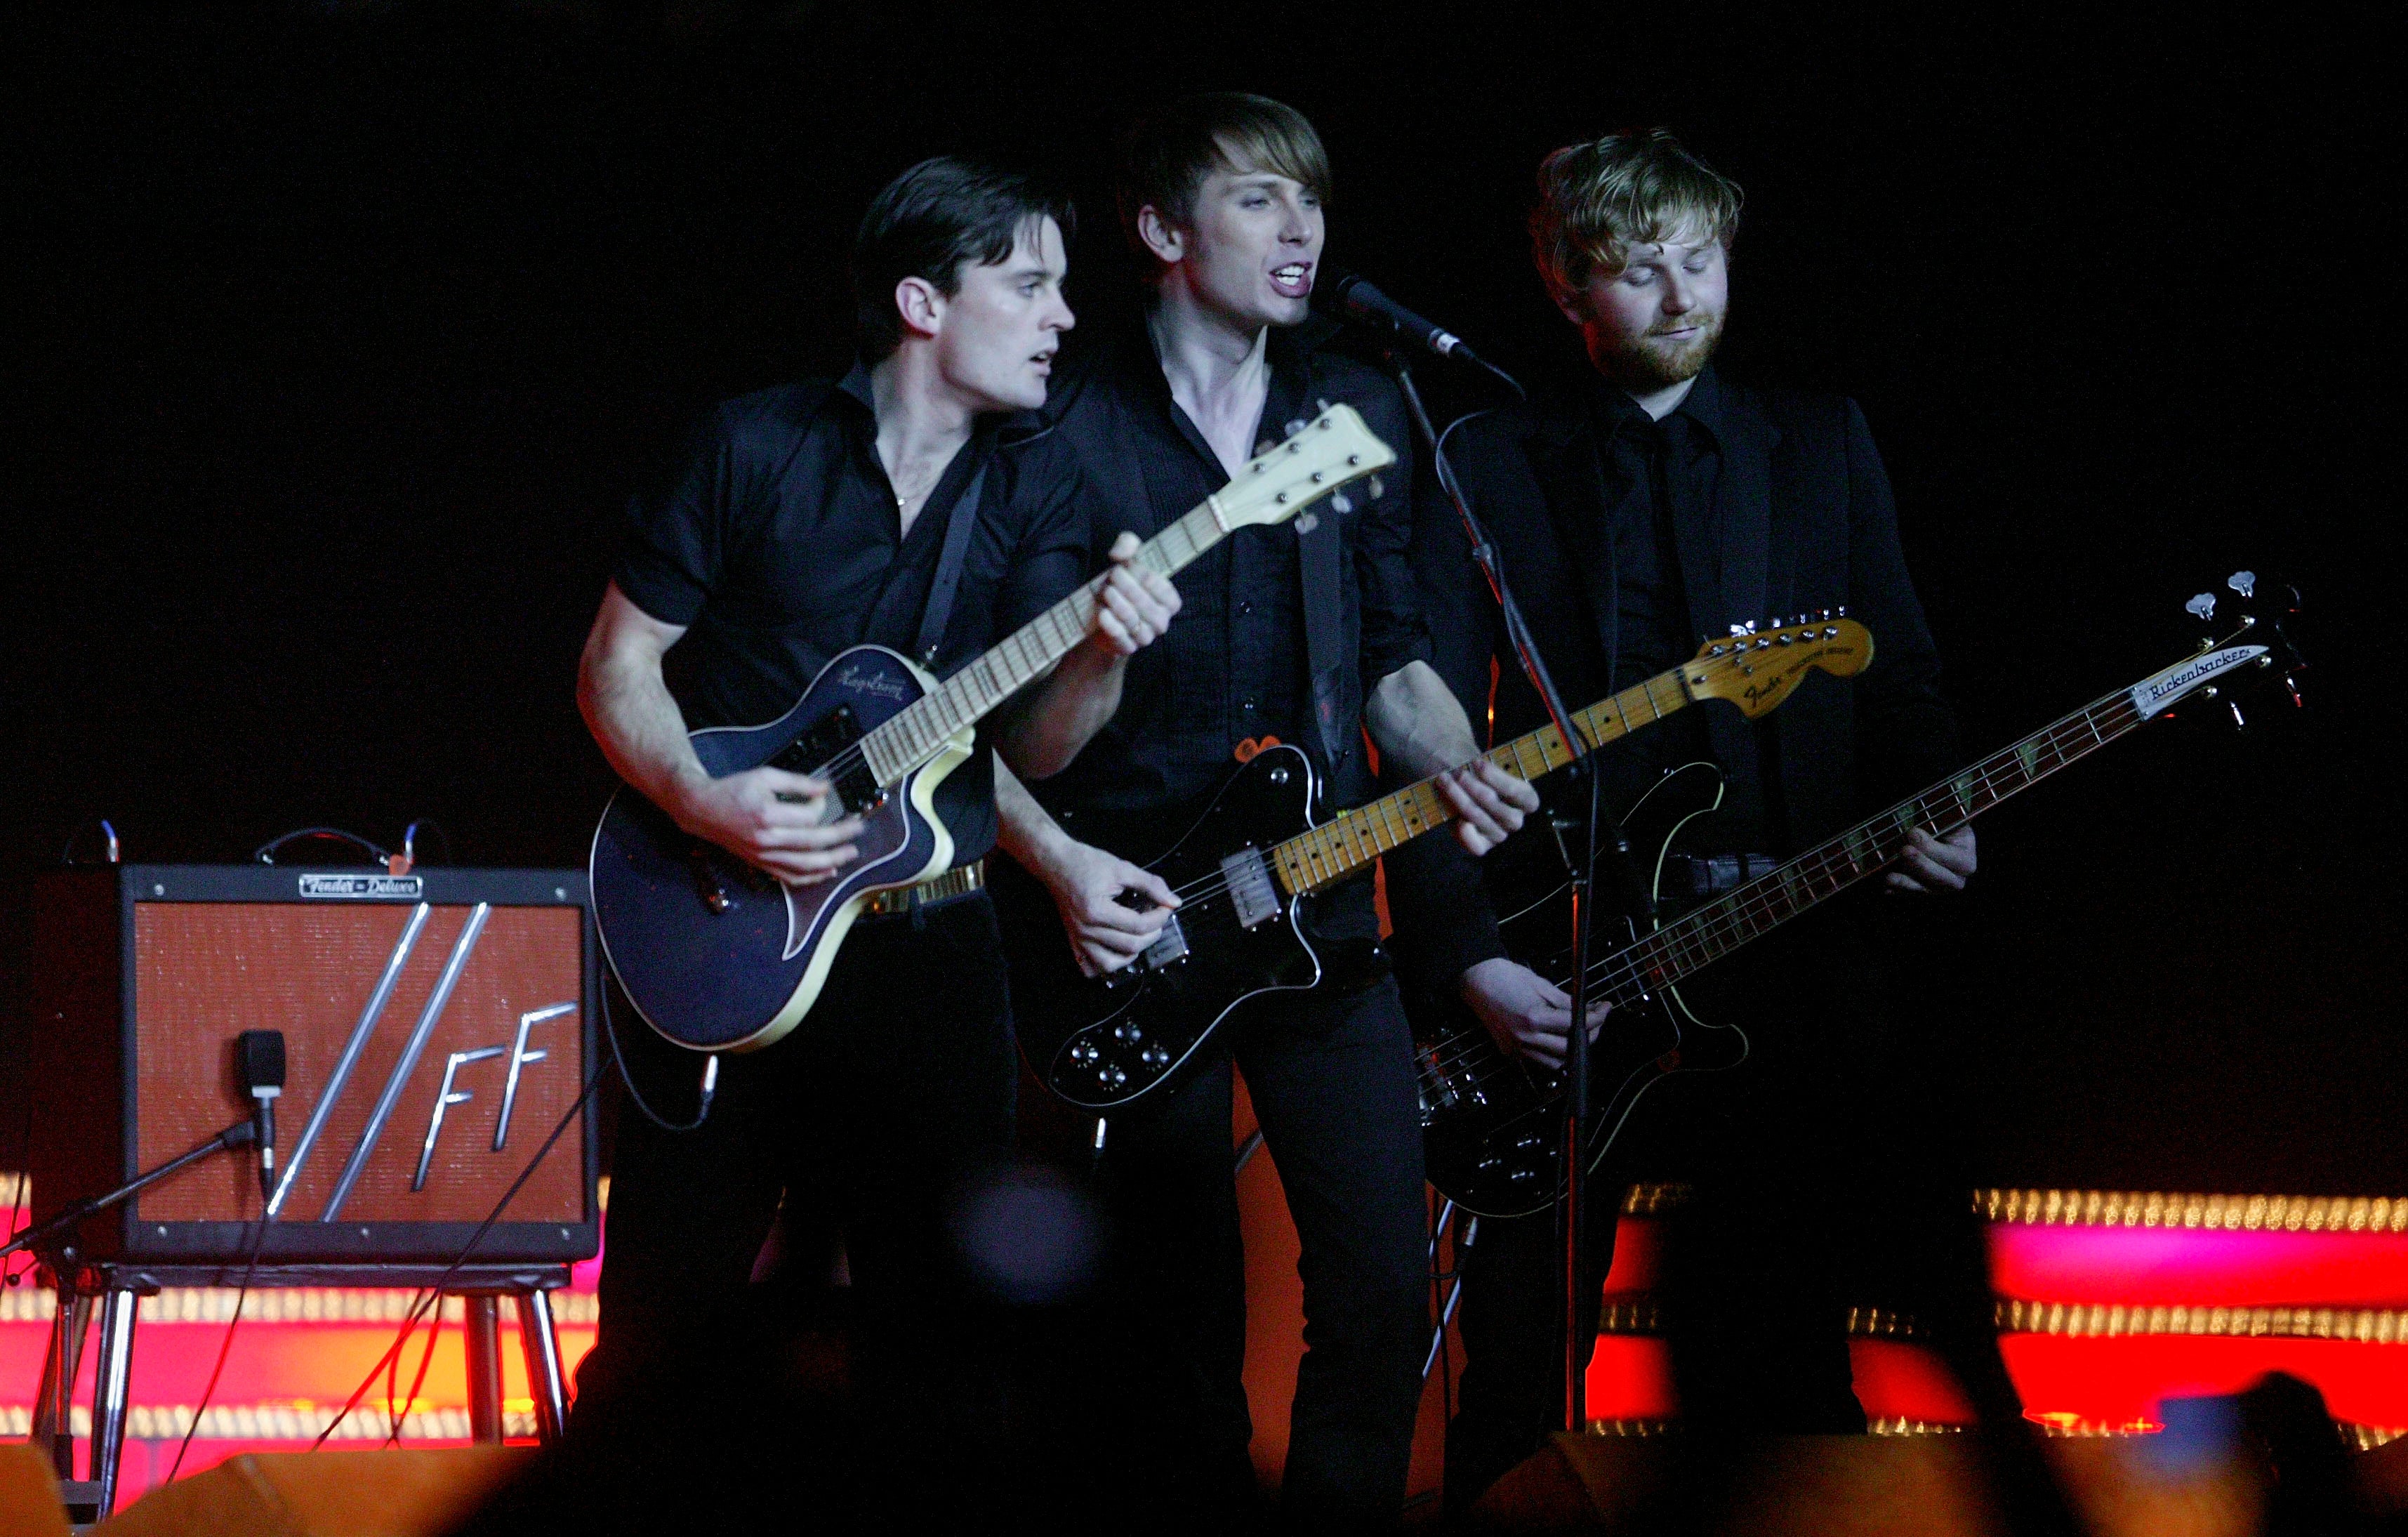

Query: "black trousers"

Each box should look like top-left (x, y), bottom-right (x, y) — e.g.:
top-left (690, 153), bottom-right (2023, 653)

top-left (1074, 975), bottom-right (1433, 1531)
top-left (568, 892), bottom-right (1019, 1528)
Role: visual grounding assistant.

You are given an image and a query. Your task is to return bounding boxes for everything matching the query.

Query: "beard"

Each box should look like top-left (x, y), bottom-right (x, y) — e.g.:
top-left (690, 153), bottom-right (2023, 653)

top-left (1596, 306), bottom-right (1727, 394)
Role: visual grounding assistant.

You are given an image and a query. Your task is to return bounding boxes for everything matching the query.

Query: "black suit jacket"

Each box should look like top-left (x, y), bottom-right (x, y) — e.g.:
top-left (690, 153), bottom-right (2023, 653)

top-left (1387, 367), bottom-right (1960, 990)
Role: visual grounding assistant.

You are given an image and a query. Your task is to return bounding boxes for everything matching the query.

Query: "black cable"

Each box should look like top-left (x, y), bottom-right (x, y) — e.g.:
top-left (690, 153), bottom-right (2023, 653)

top-left (3, 1051), bottom-right (37, 1291)
top-left (166, 1202), bottom-right (269, 1482)
top-left (253, 828), bottom-right (390, 866)
top-left (310, 1057), bottom-right (607, 1451)
top-left (597, 978), bottom-right (717, 1135)
top-left (385, 1285), bottom-right (447, 1448)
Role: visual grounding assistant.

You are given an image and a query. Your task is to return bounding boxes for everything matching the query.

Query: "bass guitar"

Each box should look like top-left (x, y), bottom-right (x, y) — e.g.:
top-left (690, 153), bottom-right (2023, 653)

top-left (592, 403), bottom-right (1397, 1053)
top-left (1010, 616), bottom-right (1874, 1111)
top-left (1414, 578), bottom-right (2302, 1216)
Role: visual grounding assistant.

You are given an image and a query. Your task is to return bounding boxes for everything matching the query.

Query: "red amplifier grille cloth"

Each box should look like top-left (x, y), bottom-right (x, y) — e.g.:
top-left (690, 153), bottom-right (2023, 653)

top-left (131, 903), bottom-right (585, 1225)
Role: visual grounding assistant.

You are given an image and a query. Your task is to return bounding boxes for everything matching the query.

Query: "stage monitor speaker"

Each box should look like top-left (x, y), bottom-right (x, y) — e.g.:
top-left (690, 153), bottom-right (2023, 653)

top-left (93, 1446), bottom-right (536, 1537)
top-left (28, 865), bottom-right (598, 1266)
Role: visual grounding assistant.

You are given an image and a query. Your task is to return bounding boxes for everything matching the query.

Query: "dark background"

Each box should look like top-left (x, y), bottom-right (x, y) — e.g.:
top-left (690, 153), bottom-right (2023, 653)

top-left (4, 1), bottom-right (2395, 1194)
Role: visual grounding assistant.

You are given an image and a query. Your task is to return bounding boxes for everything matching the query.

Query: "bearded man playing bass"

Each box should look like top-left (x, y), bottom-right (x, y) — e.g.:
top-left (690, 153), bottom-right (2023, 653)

top-left (1392, 128), bottom-right (1992, 1513)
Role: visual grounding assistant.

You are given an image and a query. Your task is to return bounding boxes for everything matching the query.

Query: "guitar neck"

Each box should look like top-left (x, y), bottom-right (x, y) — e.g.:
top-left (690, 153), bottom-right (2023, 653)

top-left (1597, 680), bottom-right (2159, 1003)
top-left (1269, 665), bottom-right (1702, 897)
top-left (856, 501), bottom-right (1229, 785)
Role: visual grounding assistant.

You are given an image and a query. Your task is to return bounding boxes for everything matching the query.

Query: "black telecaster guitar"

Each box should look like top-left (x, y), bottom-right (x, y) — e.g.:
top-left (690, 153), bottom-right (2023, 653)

top-left (1010, 616), bottom-right (1875, 1111)
top-left (590, 404), bottom-right (1396, 1053)
top-left (1413, 579), bottom-right (2302, 1217)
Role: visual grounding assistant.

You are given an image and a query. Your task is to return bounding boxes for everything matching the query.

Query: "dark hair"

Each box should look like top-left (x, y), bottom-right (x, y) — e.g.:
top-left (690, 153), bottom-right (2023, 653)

top-left (1116, 93), bottom-right (1331, 275)
top-left (852, 157), bottom-right (1076, 361)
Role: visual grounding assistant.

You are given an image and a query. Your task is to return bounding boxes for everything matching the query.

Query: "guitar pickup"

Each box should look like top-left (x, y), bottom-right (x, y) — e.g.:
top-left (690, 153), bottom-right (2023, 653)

top-left (1140, 914), bottom-right (1190, 970)
top-left (1222, 847), bottom-right (1280, 929)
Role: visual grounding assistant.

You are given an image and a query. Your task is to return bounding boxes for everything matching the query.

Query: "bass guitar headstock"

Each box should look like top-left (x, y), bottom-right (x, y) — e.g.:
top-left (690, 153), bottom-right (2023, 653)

top-left (2171, 569), bottom-right (2306, 727)
top-left (1680, 612), bottom-right (1874, 720)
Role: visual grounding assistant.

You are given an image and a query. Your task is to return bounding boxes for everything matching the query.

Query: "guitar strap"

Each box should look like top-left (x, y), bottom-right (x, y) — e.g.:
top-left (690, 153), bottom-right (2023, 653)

top-left (913, 456), bottom-right (991, 672)
top-left (1297, 500), bottom-right (1351, 771)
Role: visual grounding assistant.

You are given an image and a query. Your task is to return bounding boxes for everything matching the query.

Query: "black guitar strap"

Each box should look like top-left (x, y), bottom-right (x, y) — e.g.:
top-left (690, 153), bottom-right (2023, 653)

top-left (911, 456), bottom-right (990, 673)
top-left (1298, 501), bottom-right (1350, 770)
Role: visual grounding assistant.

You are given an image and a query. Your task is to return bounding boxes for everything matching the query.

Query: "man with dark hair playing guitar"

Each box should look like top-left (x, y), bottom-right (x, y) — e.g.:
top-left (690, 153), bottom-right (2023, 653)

top-left (993, 94), bottom-right (1538, 1528)
top-left (571, 157), bottom-right (1179, 1521)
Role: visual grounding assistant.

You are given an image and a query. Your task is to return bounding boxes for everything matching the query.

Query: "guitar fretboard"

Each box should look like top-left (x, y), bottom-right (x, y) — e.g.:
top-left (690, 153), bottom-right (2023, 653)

top-left (1269, 668), bottom-right (1700, 896)
top-left (1593, 682), bottom-right (2161, 1003)
top-left (857, 503), bottom-right (1226, 785)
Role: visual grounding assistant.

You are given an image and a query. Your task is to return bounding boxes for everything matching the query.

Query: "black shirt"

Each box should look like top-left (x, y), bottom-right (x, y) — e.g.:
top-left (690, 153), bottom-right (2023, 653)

top-left (1028, 319), bottom-right (1432, 939)
top-left (614, 366), bottom-right (1092, 867)
top-left (1588, 368), bottom-right (1770, 852)
top-left (1036, 320), bottom-right (1429, 813)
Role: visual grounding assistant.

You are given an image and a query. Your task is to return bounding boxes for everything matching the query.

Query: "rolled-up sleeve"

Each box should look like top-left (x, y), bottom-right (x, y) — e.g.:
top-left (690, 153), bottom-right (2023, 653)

top-left (614, 406), bottom-right (747, 628)
top-left (1353, 424), bottom-right (1434, 690)
top-left (992, 434), bottom-right (1098, 639)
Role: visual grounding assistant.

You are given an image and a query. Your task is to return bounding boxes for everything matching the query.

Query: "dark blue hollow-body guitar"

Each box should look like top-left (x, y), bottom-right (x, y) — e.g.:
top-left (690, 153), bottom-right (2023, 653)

top-left (592, 644), bottom-right (968, 1052)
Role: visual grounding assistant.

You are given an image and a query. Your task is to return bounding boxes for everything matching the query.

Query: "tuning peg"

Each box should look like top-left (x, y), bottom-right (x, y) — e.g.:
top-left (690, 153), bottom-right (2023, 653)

top-left (1366, 475), bottom-right (1385, 501)
top-left (2185, 593), bottom-right (2216, 621)
top-left (1330, 490), bottom-right (1352, 514)
top-left (2228, 570), bottom-right (2257, 598)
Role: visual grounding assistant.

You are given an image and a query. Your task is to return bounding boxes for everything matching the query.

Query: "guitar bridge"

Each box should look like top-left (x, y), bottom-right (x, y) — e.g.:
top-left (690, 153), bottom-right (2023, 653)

top-left (1222, 847), bottom-right (1280, 929)
top-left (1139, 914), bottom-right (1190, 970)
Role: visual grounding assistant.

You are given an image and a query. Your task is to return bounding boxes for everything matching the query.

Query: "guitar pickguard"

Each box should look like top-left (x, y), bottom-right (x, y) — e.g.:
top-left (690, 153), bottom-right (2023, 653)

top-left (1010, 746), bottom-right (1327, 1111)
top-left (1412, 762), bottom-right (1747, 1216)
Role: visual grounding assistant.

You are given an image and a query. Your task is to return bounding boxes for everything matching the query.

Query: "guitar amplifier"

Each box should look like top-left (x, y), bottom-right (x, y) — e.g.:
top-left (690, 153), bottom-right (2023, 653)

top-left (27, 865), bottom-right (600, 1265)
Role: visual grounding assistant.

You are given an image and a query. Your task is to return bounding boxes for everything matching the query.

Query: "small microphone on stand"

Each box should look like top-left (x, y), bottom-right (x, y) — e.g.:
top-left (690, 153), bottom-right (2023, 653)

top-left (1314, 265), bottom-right (1524, 396)
top-left (234, 1031), bottom-right (286, 1206)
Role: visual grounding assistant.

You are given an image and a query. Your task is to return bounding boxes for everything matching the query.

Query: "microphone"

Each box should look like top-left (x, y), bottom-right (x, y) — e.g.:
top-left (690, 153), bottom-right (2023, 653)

top-left (234, 1030), bottom-right (286, 1205)
top-left (1314, 266), bottom-right (1523, 396)
top-left (1315, 265), bottom-right (1477, 361)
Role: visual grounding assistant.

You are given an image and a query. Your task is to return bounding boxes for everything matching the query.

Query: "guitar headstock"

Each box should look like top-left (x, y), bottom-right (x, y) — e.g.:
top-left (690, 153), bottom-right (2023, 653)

top-left (2148, 569), bottom-right (2305, 725)
top-left (1681, 613), bottom-right (1875, 720)
top-left (1210, 403), bottom-right (1398, 533)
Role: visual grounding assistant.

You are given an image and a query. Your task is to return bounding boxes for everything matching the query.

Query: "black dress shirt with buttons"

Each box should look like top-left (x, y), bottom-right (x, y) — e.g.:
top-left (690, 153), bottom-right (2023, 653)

top-left (1026, 318), bottom-right (1440, 946)
top-left (614, 365), bottom-right (1093, 869)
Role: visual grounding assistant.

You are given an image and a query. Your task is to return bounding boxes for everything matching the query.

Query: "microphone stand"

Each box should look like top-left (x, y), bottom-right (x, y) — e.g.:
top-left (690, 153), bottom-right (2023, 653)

top-left (1383, 351), bottom-right (1603, 1433)
top-left (1, 1121), bottom-right (262, 1269)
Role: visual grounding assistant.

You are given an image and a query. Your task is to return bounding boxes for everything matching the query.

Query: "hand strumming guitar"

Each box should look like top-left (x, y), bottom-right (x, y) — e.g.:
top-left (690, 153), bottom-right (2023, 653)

top-left (1459, 956), bottom-right (1610, 1071)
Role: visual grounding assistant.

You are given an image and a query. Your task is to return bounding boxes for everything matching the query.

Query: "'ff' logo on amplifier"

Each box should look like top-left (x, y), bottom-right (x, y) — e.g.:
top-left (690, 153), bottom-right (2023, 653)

top-left (412, 1001), bottom-right (576, 1191)
top-left (272, 902), bottom-right (583, 1224)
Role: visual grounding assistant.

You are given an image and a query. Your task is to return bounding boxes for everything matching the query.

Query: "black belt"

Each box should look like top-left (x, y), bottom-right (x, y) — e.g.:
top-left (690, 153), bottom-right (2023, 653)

top-left (1658, 852), bottom-right (1780, 903)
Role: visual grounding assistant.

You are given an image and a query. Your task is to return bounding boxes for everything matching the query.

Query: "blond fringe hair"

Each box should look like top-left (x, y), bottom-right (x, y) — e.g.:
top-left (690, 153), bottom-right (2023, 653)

top-left (1118, 93), bottom-right (1332, 265)
top-left (1530, 129), bottom-right (1742, 296)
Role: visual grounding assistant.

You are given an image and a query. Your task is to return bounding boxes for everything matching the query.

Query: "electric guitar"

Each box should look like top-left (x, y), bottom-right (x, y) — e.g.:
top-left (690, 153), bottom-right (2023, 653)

top-left (1414, 578), bottom-right (2303, 1216)
top-left (591, 404), bottom-right (1398, 1053)
top-left (1008, 616), bottom-right (1875, 1111)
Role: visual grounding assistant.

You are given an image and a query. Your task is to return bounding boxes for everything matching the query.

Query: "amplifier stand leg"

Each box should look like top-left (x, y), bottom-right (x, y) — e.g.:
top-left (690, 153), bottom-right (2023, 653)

top-left (32, 1283), bottom-right (92, 1482)
top-left (515, 1290), bottom-right (567, 1444)
top-left (463, 1295), bottom-right (503, 1445)
top-left (91, 1286), bottom-right (139, 1518)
